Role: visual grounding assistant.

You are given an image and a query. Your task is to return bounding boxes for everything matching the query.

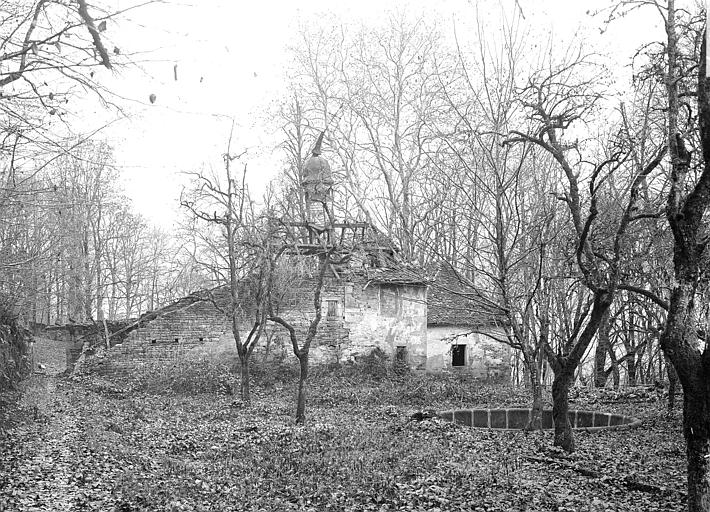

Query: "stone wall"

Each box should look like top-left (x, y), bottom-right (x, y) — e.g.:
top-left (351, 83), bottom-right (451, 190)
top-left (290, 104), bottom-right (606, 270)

top-left (91, 298), bottom-right (233, 376)
top-left (42, 320), bottom-right (140, 370)
top-left (91, 276), bottom-right (428, 375)
top-left (339, 282), bottom-right (427, 368)
top-left (426, 326), bottom-right (511, 381)
top-left (263, 276), bottom-right (427, 368)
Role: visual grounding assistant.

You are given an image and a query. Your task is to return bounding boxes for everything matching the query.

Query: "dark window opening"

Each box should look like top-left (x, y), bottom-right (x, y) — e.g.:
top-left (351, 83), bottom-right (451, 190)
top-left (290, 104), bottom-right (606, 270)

top-left (326, 300), bottom-right (338, 318)
top-left (174, 338), bottom-right (179, 343)
top-left (367, 253), bottom-right (379, 268)
top-left (151, 339), bottom-right (156, 344)
top-left (199, 337), bottom-right (204, 342)
top-left (452, 344), bottom-right (466, 367)
top-left (395, 346), bottom-right (408, 362)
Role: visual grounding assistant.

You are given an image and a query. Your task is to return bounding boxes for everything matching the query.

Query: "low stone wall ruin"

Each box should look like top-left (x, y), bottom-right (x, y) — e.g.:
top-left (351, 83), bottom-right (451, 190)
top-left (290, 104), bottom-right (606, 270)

top-left (437, 408), bottom-right (642, 431)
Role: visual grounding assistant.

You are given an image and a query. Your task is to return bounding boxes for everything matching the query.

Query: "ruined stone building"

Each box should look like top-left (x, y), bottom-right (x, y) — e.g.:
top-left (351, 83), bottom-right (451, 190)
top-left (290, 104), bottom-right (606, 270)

top-left (74, 133), bottom-right (509, 380)
top-left (92, 263), bottom-right (510, 379)
top-left (426, 266), bottom-right (510, 379)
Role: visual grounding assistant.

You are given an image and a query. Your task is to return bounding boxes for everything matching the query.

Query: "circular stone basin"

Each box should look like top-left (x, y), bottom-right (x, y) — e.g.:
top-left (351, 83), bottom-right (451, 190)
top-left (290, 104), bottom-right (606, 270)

top-left (437, 408), bottom-right (641, 431)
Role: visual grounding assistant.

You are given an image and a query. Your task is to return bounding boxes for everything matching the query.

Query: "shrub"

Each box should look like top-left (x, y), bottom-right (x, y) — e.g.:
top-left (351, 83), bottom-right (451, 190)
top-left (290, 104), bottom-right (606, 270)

top-left (111, 356), bottom-right (302, 395)
top-left (362, 347), bottom-right (391, 378)
top-left (119, 357), bottom-right (238, 395)
top-left (0, 296), bottom-right (32, 391)
top-left (249, 358), bottom-right (299, 387)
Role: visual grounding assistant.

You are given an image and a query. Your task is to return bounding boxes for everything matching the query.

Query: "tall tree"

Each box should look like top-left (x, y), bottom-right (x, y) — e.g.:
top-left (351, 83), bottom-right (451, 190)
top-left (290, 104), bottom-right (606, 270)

top-left (507, 47), bottom-right (667, 451)
top-left (181, 124), bottom-right (270, 404)
top-left (287, 14), bottom-right (451, 262)
top-left (657, 2), bottom-right (710, 509)
top-left (427, 9), bottom-right (563, 429)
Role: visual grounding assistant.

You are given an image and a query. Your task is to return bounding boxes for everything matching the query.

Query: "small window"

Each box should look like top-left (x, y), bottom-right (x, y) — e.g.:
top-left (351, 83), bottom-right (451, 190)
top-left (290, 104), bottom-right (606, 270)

top-left (199, 337), bottom-right (204, 342)
top-left (452, 344), bottom-right (466, 367)
top-left (368, 253), bottom-right (379, 268)
top-left (379, 285), bottom-right (400, 316)
top-left (174, 338), bottom-right (179, 343)
top-left (326, 300), bottom-right (338, 318)
top-left (395, 346), bottom-right (408, 362)
top-left (151, 339), bottom-right (156, 344)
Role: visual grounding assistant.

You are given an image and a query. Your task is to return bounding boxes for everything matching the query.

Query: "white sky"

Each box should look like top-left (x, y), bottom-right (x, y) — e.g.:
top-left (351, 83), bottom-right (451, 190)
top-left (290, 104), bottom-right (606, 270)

top-left (72, 0), bottom-right (665, 228)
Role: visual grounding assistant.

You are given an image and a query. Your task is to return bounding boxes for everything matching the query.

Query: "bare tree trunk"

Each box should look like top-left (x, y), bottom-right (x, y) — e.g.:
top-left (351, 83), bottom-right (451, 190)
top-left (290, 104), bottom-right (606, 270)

top-left (607, 345), bottom-right (621, 390)
top-left (296, 353), bottom-right (309, 424)
top-left (83, 230), bottom-right (92, 321)
top-left (524, 325), bottom-right (546, 430)
top-left (627, 356), bottom-right (638, 387)
top-left (262, 331), bottom-right (276, 363)
top-left (594, 309), bottom-right (611, 388)
top-left (547, 292), bottom-right (612, 452)
top-left (526, 361), bottom-right (543, 430)
top-left (611, 362), bottom-right (621, 390)
top-left (667, 354), bottom-right (678, 412)
top-left (661, 285), bottom-right (710, 512)
top-left (239, 355), bottom-right (251, 403)
top-left (551, 368), bottom-right (575, 452)
top-left (684, 388), bottom-right (710, 512)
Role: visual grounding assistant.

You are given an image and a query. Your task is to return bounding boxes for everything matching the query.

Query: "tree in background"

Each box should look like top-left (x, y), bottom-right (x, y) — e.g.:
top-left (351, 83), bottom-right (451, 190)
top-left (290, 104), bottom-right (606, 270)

top-left (0, 0), bottom-right (173, 327)
top-left (425, 9), bottom-right (562, 430)
top-left (286, 14), bottom-right (452, 263)
top-left (181, 124), bottom-right (272, 404)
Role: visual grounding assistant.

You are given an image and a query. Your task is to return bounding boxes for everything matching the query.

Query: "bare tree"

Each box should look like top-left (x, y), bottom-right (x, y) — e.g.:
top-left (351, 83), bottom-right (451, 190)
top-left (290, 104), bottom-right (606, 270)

top-left (0, 0), bottom-right (165, 326)
top-left (268, 248), bottom-right (333, 424)
top-left (287, 14), bottom-right (451, 262)
top-left (424, 10), bottom-right (566, 430)
top-left (600, 2), bottom-right (709, 506)
top-left (657, 2), bottom-right (710, 508)
top-left (180, 124), bottom-right (270, 404)
top-left (506, 43), bottom-right (667, 451)
top-left (267, 129), bottom-right (340, 424)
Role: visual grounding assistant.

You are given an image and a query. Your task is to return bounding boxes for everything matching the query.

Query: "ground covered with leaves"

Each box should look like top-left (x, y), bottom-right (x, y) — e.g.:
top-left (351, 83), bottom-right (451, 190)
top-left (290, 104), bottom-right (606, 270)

top-left (0, 359), bottom-right (687, 512)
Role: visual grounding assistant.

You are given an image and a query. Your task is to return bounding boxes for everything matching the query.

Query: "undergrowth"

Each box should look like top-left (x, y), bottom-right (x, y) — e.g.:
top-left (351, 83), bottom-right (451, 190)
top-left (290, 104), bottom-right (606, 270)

top-left (0, 295), bottom-right (33, 391)
top-left (72, 368), bottom-right (683, 512)
top-left (0, 355), bottom-right (686, 512)
top-left (104, 353), bottom-right (537, 411)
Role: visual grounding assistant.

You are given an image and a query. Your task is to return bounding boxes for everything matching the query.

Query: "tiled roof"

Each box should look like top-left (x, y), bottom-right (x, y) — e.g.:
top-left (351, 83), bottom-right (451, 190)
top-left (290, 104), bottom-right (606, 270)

top-left (362, 266), bottom-right (430, 285)
top-left (427, 265), bottom-right (505, 327)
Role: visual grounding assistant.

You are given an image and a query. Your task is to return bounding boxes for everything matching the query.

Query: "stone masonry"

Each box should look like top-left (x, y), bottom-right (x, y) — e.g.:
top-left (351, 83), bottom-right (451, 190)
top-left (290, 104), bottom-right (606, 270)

top-left (89, 270), bottom-right (428, 375)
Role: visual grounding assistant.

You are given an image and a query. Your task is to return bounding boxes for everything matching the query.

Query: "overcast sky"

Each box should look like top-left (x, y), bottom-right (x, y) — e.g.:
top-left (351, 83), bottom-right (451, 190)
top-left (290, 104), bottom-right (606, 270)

top-left (77, 0), bottom-right (664, 228)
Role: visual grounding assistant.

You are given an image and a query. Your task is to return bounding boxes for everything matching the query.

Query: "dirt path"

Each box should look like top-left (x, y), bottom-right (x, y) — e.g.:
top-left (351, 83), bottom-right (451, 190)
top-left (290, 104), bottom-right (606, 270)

top-left (5, 374), bottom-right (85, 511)
top-left (0, 336), bottom-right (90, 512)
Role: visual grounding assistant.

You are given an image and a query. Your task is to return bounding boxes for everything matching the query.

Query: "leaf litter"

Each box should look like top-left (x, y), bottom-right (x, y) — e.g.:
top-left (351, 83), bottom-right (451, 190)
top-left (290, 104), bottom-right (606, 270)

top-left (0, 371), bottom-right (686, 511)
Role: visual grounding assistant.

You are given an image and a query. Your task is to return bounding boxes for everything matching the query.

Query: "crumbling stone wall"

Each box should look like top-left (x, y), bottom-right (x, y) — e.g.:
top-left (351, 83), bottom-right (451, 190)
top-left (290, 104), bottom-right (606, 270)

top-left (259, 276), bottom-right (427, 368)
top-left (42, 320), bottom-right (137, 371)
top-left (337, 282), bottom-right (427, 369)
top-left (91, 297), bottom-right (233, 376)
top-left (89, 275), bottom-right (428, 376)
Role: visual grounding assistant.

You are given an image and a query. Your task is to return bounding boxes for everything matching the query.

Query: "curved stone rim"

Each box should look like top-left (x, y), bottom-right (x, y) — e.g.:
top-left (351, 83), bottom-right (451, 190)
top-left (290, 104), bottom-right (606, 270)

top-left (437, 407), bottom-right (642, 431)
